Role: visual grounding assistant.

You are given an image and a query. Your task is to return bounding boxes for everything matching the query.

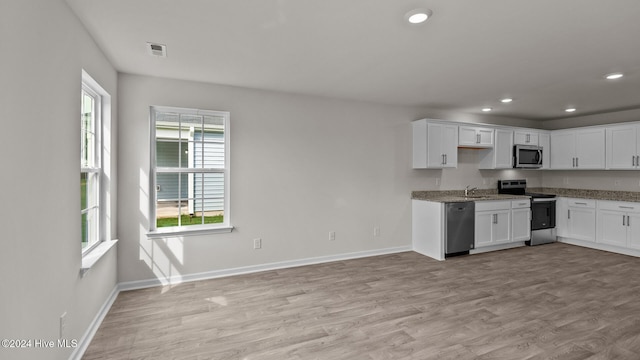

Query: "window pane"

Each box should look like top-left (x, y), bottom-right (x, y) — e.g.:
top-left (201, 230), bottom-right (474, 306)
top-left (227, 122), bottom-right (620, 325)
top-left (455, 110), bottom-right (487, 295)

top-left (156, 140), bottom-right (188, 168)
top-left (81, 212), bottom-right (88, 247)
top-left (191, 140), bottom-right (224, 168)
top-left (82, 208), bottom-right (98, 249)
top-left (156, 199), bottom-right (189, 228)
top-left (81, 173), bottom-right (88, 210)
top-left (81, 92), bottom-right (96, 168)
top-left (156, 173), bottom-right (188, 200)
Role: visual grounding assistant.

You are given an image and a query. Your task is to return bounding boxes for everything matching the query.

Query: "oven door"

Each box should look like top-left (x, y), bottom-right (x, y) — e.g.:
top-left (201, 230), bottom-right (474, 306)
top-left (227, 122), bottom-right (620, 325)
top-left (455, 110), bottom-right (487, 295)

top-left (531, 199), bottom-right (556, 230)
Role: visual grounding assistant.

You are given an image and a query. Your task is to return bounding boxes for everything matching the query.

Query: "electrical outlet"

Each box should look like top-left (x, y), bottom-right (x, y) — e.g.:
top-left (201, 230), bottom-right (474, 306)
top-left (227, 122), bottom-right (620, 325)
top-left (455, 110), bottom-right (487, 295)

top-left (60, 312), bottom-right (67, 339)
top-left (373, 226), bottom-right (380, 237)
top-left (329, 231), bottom-right (336, 241)
top-left (253, 238), bottom-right (262, 249)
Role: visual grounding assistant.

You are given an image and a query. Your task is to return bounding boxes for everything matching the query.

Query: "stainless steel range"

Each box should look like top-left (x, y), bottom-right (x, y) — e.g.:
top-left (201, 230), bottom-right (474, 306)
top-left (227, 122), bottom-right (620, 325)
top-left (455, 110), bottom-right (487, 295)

top-left (498, 179), bottom-right (557, 246)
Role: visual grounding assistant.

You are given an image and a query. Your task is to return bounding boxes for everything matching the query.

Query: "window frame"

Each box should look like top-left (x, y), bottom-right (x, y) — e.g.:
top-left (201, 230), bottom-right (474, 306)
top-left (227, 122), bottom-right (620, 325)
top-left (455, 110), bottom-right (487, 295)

top-left (81, 79), bottom-right (102, 254)
top-left (148, 106), bottom-right (232, 236)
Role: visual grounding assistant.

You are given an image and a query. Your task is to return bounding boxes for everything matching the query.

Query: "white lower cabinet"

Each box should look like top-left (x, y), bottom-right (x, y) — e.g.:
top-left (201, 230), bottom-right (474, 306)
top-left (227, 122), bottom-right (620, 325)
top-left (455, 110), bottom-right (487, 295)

top-left (475, 201), bottom-right (511, 248)
top-left (597, 200), bottom-right (640, 249)
top-left (511, 200), bottom-right (531, 242)
top-left (557, 198), bottom-right (596, 241)
top-left (566, 199), bottom-right (597, 242)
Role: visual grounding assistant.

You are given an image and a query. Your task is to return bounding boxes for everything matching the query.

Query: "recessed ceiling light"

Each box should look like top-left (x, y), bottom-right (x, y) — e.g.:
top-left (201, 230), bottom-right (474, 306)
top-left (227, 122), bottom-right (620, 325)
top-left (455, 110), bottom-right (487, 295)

top-left (405, 9), bottom-right (433, 24)
top-left (565, 108), bottom-right (577, 113)
top-left (605, 72), bottom-right (624, 80)
top-left (481, 107), bottom-right (492, 112)
top-left (500, 98), bottom-right (513, 103)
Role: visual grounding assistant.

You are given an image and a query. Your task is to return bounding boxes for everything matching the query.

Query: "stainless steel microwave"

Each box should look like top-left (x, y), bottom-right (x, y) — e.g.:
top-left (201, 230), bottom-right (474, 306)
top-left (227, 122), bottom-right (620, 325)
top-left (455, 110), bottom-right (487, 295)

top-left (514, 144), bottom-right (543, 168)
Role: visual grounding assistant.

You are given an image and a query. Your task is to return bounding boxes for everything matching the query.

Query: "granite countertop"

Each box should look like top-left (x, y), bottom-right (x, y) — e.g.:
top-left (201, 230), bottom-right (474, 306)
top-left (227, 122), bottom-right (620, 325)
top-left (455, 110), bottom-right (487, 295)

top-left (527, 188), bottom-right (640, 202)
top-left (411, 190), bottom-right (529, 203)
top-left (412, 188), bottom-right (640, 203)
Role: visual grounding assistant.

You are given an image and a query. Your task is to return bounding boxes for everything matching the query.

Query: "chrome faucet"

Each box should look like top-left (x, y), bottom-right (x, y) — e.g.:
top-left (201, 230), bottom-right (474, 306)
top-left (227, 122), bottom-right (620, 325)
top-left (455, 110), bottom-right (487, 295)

top-left (465, 185), bottom-right (478, 197)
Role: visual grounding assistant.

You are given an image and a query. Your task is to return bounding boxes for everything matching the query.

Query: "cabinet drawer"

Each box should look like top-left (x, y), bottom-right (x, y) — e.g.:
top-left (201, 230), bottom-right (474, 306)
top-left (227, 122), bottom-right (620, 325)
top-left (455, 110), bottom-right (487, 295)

top-left (598, 200), bottom-right (640, 213)
top-left (511, 199), bottom-right (531, 209)
top-left (476, 200), bottom-right (511, 212)
top-left (567, 198), bottom-right (596, 208)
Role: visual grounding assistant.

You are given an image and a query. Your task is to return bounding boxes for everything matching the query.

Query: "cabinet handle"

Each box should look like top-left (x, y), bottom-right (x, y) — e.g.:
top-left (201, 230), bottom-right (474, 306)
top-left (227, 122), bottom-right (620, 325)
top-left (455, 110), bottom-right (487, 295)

top-left (633, 156), bottom-right (636, 167)
top-left (526, 134), bottom-right (530, 143)
top-left (575, 202), bottom-right (588, 205)
top-left (444, 154), bottom-right (447, 164)
top-left (568, 209), bottom-right (571, 219)
top-left (623, 215), bottom-right (627, 226)
top-left (619, 206), bottom-right (634, 209)
top-left (572, 158), bottom-right (576, 167)
top-left (442, 154), bottom-right (445, 165)
top-left (628, 215), bottom-right (631, 227)
top-left (576, 157), bottom-right (579, 167)
top-left (493, 214), bottom-right (498, 224)
top-left (476, 134), bottom-right (480, 144)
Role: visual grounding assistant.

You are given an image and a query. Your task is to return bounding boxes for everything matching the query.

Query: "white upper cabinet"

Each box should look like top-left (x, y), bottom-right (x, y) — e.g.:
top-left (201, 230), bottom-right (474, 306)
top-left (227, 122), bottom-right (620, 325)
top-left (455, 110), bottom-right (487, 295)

top-left (606, 124), bottom-right (640, 170)
top-left (514, 131), bottom-right (539, 145)
top-left (458, 126), bottom-right (494, 148)
top-left (479, 128), bottom-right (513, 169)
top-left (539, 132), bottom-right (551, 170)
top-left (550, 128), bottom-right (605, 169)
top-left (412, 119), bottom-right (458, 169)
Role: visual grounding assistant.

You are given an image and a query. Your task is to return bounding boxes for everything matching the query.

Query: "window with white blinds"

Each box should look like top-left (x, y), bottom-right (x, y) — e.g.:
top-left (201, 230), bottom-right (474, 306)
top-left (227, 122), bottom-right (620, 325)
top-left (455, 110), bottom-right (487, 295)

top-left (150, 106), bottom-right (231, 234)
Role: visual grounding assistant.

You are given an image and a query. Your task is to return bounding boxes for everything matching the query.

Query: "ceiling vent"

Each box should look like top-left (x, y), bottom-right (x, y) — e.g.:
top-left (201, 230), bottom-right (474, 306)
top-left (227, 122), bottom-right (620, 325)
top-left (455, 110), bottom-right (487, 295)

top-left (147, 42), bottom-right (167, 57)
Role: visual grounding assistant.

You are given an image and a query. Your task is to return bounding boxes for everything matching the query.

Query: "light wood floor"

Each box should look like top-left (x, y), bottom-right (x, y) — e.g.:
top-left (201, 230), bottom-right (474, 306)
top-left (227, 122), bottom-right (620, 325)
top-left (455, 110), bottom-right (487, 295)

top-left (83, 243), bottom-right (640, 359)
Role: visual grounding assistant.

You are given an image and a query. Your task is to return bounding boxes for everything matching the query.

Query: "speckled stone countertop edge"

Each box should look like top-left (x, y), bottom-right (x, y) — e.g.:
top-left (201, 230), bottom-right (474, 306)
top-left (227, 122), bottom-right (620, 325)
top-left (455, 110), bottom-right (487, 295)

top-left (412, 188), bottom-right (640, 203)
top-left (411, 190), bottom-right (529, 203)
top-left (527, 188), bottom-right (640, 203)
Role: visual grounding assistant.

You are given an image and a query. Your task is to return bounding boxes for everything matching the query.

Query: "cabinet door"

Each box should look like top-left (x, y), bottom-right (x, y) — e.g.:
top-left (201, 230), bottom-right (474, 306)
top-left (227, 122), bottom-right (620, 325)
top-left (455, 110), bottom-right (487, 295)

top-left (441, 124), bottom-right (458, 168)
top-left (494, 129), bottom-right (513, 168)
top-left (459, 127), bottom-right (493, 148)
top-left (475, 212), bottom-right (494, 247)
top-left (556, 198), bottom-right (569, 237)
top-left (575, 128), bottom-right (605, 169)
top-left (627, 213), bottom-right (640, 250)
top-left (477, 128), bottom-right (494, 147)
top-left (539, 133), bottom-right (551, 170)
top-left (568, 207), bottom-right (596, 242)
top-left (512, 208), bottom-right (531, 242)
top-left (426, 123), bottom-right (445, 168)
top-left (514, 131), bottom-right (539, 145)
top-left (459, 127), bottom-right (479, 146)
top-left (606, 125), bottom-right (638, 169)
top-left (551, 131), bottom-right (575, 169)
top-left (597, 210), bottom-right (628, 247)
top-left (493, 210), bottom-right (511, 244)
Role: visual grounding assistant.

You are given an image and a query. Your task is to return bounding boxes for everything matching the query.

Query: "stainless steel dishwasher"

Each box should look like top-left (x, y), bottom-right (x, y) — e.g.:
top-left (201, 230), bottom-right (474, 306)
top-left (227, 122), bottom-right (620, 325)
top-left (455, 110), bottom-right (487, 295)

top-left (445, 202), bottom-right (475, 255)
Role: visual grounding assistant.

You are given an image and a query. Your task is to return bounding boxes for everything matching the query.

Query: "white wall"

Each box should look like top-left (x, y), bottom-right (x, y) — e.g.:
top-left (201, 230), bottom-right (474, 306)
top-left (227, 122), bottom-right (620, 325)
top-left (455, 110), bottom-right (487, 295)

top-left (117, 74), bottom-right (537, 284)
top-left (0, 1), bottom-right (118, 360)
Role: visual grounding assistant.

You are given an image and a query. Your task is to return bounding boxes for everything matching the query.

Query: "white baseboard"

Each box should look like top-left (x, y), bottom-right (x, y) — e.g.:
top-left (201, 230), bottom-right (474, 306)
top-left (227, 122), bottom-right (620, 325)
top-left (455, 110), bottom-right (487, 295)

top-left (70, 285), bottom-right (119, 360)
top-left (70, 245), bottom-right (411, 359)
top-left (118, 245), bottom-right (412, 291)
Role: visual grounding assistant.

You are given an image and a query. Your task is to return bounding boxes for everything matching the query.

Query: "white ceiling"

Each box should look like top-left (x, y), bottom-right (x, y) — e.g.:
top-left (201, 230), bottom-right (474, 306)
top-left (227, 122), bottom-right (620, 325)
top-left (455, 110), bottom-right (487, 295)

top-left (65, 0), bottom-right (640, 121)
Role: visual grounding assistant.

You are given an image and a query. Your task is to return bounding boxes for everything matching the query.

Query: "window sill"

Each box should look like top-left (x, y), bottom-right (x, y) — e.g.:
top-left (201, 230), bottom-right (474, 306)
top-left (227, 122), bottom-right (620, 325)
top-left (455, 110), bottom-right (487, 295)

top-left (147, 225), bottom-right (234, 239)
top-left (81, 239), bottom-right (118, 277)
